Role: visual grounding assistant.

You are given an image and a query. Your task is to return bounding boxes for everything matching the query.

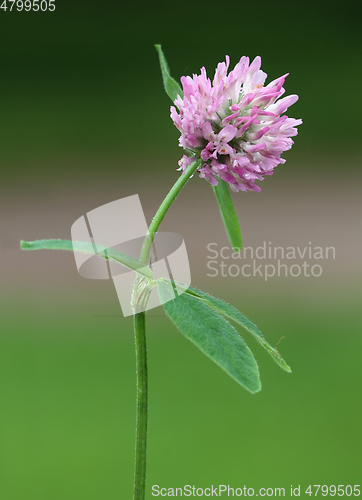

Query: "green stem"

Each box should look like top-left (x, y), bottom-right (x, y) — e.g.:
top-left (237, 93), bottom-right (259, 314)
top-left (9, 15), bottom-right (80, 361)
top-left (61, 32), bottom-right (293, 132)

top-left (139, 159), bottom-right (201, 263)
top-left (133, 158), bottom-right (200, 500)
top-left (133, 311), bottom-right (148, 500)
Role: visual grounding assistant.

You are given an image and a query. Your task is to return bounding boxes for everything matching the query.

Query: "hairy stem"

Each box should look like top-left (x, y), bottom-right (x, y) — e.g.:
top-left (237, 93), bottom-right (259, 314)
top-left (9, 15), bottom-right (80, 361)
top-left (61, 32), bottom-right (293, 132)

top-left (133, 311), bottom-right (148, 500)
top-left (133, 158), bottom-right (200, 499)
top-left (139, 159), bottom-right (201, 263)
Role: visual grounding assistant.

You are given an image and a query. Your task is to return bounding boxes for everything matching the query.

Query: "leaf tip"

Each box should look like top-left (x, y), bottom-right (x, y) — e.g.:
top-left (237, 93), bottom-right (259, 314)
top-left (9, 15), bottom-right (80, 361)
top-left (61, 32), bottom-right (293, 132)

top-left (20, 240), bottom-right (30, 249)
top-left (249, 380), bottom-right (262, 394)
top-left (278, 358), bottom-right (292, 373)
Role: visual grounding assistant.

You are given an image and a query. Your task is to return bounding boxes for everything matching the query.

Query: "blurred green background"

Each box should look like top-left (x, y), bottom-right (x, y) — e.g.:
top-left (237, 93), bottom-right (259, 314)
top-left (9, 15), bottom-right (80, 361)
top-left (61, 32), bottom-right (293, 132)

top-left (1, 0), bottom-right (361, 498)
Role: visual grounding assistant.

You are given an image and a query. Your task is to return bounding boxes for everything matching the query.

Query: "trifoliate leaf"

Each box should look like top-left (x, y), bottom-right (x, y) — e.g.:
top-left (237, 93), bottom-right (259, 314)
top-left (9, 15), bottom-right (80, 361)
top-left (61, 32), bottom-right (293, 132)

top-left (158, 279), bottom-right (261, 393)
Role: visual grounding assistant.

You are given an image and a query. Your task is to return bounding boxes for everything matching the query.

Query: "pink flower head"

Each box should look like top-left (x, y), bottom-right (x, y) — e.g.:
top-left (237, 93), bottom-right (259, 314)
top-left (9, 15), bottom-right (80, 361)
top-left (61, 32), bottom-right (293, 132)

top-left (171, 56), bottom-right (302, 191)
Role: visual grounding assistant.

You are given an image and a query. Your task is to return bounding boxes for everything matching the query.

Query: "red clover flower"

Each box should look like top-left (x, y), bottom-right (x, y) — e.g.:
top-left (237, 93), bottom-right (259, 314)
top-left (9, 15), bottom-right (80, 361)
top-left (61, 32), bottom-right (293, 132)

top-left (171, 56), bottom-right (302, 192)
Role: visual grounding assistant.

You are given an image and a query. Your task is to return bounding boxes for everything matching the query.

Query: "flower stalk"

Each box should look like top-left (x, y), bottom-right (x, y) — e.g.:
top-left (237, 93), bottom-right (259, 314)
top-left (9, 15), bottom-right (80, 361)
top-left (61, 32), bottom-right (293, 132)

top-left (133, 311), bottom-right (148, 500)
top-left (139, 159), bottom-right (201, 263)
top-left (132, 158), bottom-right (201, 500)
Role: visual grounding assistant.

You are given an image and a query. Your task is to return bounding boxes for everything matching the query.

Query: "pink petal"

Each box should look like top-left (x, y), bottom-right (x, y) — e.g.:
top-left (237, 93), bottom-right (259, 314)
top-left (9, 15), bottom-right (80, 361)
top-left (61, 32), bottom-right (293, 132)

top-left (201, 121), bottom-right (217, 142)
top-left (218, 124), bottom-right (238, 142)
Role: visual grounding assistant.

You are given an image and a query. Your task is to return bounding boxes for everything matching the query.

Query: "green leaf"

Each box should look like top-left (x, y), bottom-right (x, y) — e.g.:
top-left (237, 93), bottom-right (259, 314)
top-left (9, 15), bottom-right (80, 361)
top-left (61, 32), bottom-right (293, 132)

top-left (20, 239), bottom-right (154, 280)
top-left (182, 284), bottom-right (291, 373)
top-left (212, 179), bottom-right (242, 251)
top-left (158, 280), bottom-right (261, 393)
top-left (155, 44), bottom-right (183, 102)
